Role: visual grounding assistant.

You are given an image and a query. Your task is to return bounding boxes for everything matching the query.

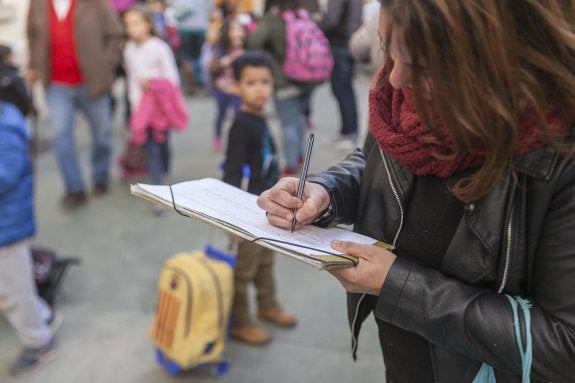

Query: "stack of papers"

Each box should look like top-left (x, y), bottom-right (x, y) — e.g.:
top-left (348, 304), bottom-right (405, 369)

top-left (131, 178), bottom-right (389, 270)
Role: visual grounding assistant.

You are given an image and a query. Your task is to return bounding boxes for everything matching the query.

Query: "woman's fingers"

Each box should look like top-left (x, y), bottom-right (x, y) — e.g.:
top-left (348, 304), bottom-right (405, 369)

top-left (257, 177), bottom-right (303, 225)
top-left (328, 241), bottom-right (397, 295)
top-left (258, 178), bottom-right (331, 230)
top-left (331, 240), bottom-right (377, 260)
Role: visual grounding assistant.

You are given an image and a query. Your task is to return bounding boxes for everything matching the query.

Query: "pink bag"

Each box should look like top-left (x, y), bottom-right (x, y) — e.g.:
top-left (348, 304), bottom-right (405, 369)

top-left (281, 9), bottom-right (334, 84)
top-left (108, 0), bottom-right (137, 13)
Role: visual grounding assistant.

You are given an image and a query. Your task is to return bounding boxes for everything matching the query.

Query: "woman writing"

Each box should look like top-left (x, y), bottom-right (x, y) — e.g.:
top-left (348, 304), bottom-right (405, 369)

top-left (257, 1), bottom-right (575, 382)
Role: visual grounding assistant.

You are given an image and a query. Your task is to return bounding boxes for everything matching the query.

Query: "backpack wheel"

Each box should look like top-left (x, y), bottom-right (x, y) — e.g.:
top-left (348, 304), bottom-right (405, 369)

top-left (155, 348), bottom-right (182, 375)
top-left (214, 355), bottom-right (230, 376)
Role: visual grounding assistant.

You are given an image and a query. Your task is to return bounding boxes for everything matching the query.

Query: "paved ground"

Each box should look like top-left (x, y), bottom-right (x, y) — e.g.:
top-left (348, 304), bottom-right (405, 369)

top-left (0, 73), bottom-right (386, 383)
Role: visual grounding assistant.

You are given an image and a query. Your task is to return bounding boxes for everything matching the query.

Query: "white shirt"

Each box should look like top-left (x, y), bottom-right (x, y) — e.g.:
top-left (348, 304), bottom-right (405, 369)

top-left (52, 0), bottom-right (72, 20)
top-left (123, 37), bottom-right (181, 110)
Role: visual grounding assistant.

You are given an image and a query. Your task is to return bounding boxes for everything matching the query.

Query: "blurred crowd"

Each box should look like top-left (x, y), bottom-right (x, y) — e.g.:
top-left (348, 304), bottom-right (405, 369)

top-left (0, 0), bottom-right (381, 375)
top-left (2, 0), bottom-right (383, 208)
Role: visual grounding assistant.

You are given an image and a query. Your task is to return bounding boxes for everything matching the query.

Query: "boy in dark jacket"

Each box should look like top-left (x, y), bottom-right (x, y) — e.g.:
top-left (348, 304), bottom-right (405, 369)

top-left (223, 52), bottom-right (296, 345)
top-left (0, 102), bottom-right (61, 376)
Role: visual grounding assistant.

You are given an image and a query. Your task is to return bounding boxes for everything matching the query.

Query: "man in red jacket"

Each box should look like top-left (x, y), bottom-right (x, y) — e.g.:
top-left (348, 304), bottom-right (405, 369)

top-left (27, 0), bottom-right (123, 210)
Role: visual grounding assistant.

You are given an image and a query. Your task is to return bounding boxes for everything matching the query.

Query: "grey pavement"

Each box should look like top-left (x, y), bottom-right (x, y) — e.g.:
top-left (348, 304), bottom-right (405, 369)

top-left (0, 73), bottom-right (386, 383)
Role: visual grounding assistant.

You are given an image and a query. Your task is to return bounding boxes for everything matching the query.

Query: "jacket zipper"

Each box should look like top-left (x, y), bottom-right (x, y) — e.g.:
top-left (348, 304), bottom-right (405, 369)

top-left (350, 148), bottom-right (405, 357)
top-left (379, 148), bottom-right (405, 247)
top-left (497, 207), bottom-right (514, 293)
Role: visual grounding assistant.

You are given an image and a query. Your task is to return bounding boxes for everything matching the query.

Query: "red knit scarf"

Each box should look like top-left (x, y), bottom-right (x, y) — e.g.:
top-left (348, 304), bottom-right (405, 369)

top-left (369, 68), bottom-right (563, 177)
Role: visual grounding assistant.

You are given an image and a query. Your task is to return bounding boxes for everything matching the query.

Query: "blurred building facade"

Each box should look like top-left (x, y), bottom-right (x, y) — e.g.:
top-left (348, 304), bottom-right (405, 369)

top-left (0, 0), bottom-right (29, 67)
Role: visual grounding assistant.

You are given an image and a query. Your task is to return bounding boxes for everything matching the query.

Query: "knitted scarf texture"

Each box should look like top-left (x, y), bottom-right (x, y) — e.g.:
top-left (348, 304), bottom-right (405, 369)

top-left (369, 68), bottom-right (561, 177)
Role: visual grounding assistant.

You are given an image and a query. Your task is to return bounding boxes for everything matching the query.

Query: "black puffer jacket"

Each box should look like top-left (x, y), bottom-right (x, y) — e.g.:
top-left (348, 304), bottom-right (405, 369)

top-left (308, 133), bottom-right (575, 383)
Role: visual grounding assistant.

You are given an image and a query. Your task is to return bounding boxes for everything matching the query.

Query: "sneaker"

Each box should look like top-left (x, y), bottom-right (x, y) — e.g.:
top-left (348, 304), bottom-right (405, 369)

top-left (213, 137), bottom-right (223, 152)
top-left (324, 135), bottom-right (357, 151)
top-left (93, 182), bottom-right (109, 197)
top-left (304, 117), bottom-right (314, 130)
top-left (230, 323), bottom-right (271, 346)
top-left (60, 191), bottom-right (87, 210)
top-left (9, 339), bottom-right (58, 376)
top-left (258, 306), bottom-right (297, 328)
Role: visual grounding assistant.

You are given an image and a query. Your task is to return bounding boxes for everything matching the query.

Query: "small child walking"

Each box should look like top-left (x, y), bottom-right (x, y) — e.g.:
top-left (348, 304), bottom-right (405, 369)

top-left (208, 19), bottom-right (246, 152)
top-left (222, 52), bottom-right (296, 346)
top-left (123, 5), bottom-right (188, 192)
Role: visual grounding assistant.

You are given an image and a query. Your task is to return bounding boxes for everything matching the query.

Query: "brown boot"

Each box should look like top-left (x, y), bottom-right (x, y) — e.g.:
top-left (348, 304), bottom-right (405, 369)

top-left (230, 323), bottom-right (271, 346)
top-left (258, 306), bottom-right (297, 328)
top-left (60, 191), bottom-right (88, 210)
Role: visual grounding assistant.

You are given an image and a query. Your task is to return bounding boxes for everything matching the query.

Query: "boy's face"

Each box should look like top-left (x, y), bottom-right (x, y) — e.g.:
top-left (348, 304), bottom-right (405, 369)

top-left (236, 66), bottom-right (274, 114)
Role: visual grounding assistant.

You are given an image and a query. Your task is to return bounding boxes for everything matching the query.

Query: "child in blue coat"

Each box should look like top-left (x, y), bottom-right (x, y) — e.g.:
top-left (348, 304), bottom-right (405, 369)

top-left (0, 102), bottom-right (61, 375)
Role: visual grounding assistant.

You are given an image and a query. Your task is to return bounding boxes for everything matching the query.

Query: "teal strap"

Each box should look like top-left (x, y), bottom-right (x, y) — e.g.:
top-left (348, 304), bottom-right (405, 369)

top-left (505, 295), bottom-right (533, 383)
top-left (472, 363), bottom-right (496, 383)
top-left (472, 295), bottom-right (532, 383)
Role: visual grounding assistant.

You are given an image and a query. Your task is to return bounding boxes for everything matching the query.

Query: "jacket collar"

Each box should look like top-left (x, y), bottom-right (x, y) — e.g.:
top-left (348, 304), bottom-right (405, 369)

top-left (513, 145), bottom-right (560, 181)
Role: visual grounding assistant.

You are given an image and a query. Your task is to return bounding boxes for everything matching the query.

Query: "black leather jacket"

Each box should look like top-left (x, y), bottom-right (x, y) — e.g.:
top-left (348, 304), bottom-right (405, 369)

top-left (308, 133), bottom-right (575, 383)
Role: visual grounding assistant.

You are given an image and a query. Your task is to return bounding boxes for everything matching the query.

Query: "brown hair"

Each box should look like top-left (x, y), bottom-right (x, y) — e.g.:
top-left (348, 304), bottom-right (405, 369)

top-left (124, 4), bottom-right (159, 38)
top-left (217, 19), bottom-right (247, 54)
top-left (379, 0), bottom-right (575, 202)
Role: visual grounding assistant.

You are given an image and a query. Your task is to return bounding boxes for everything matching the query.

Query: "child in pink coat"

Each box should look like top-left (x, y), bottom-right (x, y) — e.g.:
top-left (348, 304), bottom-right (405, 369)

top-left (123, 5), bottom-right (188, 189)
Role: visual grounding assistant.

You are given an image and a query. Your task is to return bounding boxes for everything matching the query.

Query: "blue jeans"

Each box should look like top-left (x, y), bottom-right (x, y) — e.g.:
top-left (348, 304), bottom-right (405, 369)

top-left (46, 84), bottom-right (112, 193)
top-left (330, 47), bottom-right (358, 137)
top-left (179, 29), bottom-right (206, 86)
top-left (212, 89), bottom-right (242, 139)
top-left (145, 131), bottom-right (170, 185)
top-left (274, 91), bottom-right (310, 168)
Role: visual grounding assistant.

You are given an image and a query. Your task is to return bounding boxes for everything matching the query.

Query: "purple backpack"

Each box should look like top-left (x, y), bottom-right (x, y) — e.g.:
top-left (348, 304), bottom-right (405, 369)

top-left (281, 9), bottom-right (334, 84)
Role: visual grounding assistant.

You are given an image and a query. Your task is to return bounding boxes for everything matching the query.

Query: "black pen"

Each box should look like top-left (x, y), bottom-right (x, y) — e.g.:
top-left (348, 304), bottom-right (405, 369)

top-left (291, 133), bottom-right (314, 233)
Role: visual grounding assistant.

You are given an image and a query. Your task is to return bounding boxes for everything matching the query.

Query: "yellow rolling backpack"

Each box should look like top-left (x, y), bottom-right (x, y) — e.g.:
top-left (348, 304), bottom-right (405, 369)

top-left (150, 246), bottom-right (235, 375)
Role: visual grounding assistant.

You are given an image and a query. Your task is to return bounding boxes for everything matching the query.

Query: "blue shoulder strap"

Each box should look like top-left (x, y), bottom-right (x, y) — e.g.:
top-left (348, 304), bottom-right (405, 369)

top-left (261, 126), bottom-right (273, 158)
top-left (472, 295), bottom-right (532, 383)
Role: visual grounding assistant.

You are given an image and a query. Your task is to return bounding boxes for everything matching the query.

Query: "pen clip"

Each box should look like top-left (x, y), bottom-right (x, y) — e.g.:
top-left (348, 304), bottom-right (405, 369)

top-left (291, 133), bottom-right (314, 233)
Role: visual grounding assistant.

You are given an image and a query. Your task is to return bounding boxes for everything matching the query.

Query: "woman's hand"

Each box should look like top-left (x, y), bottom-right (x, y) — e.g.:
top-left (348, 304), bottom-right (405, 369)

top-left (139, 78), bottom-right (149, 91)
top-left (328, 241), bottom-right (397, 295)
top-left (257, 177), bottom-right (331, 231)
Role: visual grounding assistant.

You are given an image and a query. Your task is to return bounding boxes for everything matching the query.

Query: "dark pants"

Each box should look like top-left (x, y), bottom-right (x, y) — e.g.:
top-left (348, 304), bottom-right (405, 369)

top-left (212, 88), bottom-right (242, 139)
top-left (179, 30), bottom-right (206, 86)
top-left (330, 46), bottom-right (358, 137)
top-left (145, 130), bottom-right (170, 185)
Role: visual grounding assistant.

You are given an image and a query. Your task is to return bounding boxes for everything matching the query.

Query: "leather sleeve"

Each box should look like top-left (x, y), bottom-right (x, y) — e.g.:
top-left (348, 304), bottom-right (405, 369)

top-left (307, 134), bottom-right (378, 226)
